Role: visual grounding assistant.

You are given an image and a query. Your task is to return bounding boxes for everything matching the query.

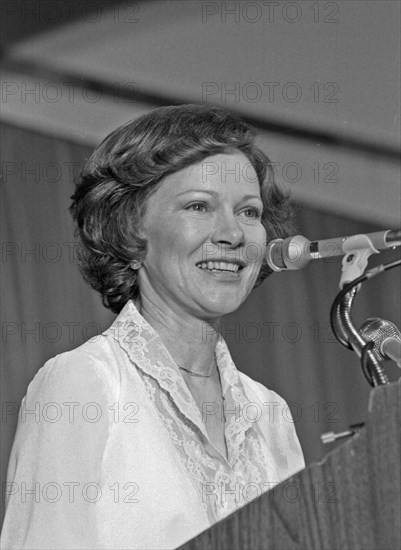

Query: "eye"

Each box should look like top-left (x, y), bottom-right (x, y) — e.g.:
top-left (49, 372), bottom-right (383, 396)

top-left (186, 202), bottom-right (207, 212)
top-left (242, 207), bottom-right (262, 219)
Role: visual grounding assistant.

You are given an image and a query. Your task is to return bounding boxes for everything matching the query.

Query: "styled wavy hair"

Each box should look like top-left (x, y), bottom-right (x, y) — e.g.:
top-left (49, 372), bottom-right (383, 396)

top-left (70, 104), bottom-right (293, 314)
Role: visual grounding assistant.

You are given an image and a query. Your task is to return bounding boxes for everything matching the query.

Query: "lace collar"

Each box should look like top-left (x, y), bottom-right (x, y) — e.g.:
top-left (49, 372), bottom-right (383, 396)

top-left (105, 299), bottom-right (256, 464)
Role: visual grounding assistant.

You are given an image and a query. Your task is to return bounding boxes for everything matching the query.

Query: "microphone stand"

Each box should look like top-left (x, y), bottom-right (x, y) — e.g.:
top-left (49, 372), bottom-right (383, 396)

top-left (332, 285), bottom-right (387, 386)
top-left (330, 259), bottom-right (401, 387)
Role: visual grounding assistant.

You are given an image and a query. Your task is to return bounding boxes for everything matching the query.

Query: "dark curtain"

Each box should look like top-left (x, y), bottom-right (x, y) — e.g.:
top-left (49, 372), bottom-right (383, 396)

top-left (1, 122), bottom-right (400, 523)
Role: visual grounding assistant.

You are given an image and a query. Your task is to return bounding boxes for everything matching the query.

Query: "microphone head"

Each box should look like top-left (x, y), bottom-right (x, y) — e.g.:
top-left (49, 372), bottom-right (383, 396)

top-left (359, 317), bottom-right (401, 359)
top-left (266, 235), bottom-right (311, 271)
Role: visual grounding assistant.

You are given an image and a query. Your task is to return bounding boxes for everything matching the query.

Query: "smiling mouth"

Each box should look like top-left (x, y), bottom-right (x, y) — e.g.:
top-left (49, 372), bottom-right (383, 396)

top-left (196, 261), bottom-right (244, 273)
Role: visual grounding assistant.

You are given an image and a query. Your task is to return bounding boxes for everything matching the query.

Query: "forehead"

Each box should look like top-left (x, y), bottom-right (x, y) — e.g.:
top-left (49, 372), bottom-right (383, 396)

top-left (161, 152), bottom-right (260, 197)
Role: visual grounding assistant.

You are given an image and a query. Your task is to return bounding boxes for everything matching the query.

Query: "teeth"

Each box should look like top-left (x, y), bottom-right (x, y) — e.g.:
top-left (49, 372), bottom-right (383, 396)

top-left (197, 261), bottom-right (241, 272)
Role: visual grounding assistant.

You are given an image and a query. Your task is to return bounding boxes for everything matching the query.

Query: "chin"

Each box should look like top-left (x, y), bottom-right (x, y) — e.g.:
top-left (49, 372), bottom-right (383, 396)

top-left (198, 293), bottom-right (246, 318)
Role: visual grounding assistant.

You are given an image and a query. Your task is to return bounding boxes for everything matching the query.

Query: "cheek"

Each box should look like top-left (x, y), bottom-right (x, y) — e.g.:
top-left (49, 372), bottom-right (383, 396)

top-left (145, 219), bottom-right (200, 264)
top-left (144, 214), bottom-right (175, 248)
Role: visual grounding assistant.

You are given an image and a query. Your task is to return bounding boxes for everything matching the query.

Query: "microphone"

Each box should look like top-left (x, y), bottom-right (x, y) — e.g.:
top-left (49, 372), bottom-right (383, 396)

top-left (266, 229), bottom-right (401, 271)
top-left (359, 318), bottom-right (401, 368)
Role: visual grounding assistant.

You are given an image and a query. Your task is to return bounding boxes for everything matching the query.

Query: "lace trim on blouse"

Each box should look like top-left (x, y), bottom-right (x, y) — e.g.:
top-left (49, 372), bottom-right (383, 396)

top-left (105, 300), bottom-right (280, 523)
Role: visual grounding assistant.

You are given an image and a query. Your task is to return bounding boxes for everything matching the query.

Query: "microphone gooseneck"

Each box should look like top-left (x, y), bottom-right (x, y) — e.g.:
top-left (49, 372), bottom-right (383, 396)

top-left (330, 259), bottom-right (401, 386)
top-left (334, 288), bottom-right (389, 386)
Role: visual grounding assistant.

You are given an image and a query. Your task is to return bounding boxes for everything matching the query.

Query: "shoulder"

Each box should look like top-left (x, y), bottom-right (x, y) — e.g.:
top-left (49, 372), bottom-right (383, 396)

top-left (238, 371), bottom-right (289, 408)
top-left (238, 370), bottom-right (298, 425)
top-left (26, 334), bottom-right (120, 404)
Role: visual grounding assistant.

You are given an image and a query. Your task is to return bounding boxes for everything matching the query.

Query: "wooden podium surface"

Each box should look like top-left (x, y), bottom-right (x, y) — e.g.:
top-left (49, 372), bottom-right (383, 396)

top-left (179, 380), bottom-right (400, 550)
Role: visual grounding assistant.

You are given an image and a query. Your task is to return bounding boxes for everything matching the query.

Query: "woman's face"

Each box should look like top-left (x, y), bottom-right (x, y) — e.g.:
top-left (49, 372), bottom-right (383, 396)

top-left (137, 152), bottom-right (267, 320)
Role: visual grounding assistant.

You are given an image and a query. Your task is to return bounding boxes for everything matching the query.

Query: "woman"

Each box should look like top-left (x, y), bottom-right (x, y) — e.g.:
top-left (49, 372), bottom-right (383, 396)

top-left (1, 104), bottom-right (304, 549)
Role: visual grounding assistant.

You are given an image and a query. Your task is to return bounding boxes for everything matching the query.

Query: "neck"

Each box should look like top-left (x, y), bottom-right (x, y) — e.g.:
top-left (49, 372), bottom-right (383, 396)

top-left (136, 295), bottom-right (221, 376)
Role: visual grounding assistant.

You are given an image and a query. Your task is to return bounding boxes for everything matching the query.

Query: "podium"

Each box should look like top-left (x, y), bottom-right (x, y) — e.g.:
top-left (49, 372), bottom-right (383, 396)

top-left (178, 380), bottom-right (400, 550)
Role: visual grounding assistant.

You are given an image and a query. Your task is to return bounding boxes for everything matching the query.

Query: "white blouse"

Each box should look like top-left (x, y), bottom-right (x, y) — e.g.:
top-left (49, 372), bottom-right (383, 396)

top-left (1, 300), bottom-right (304, 549)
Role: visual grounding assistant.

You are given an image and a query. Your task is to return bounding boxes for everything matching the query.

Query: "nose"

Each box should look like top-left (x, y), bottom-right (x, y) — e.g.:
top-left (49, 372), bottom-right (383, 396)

top-left (210, 209), bottom-right (245, 248)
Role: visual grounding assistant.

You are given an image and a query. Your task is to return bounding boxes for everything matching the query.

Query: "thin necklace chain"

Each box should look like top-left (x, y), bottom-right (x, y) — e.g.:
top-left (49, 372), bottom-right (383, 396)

top-left (178, 359), bottom-right (217, 378)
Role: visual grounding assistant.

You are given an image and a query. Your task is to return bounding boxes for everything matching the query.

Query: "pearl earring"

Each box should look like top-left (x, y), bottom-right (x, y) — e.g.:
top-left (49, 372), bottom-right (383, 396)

top-left (130, 259), bottom-right (142, 270)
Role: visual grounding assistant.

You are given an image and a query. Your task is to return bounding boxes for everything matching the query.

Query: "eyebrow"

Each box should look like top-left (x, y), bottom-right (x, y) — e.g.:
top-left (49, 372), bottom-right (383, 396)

top-left (176, 190), bottom-right (262, 202)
